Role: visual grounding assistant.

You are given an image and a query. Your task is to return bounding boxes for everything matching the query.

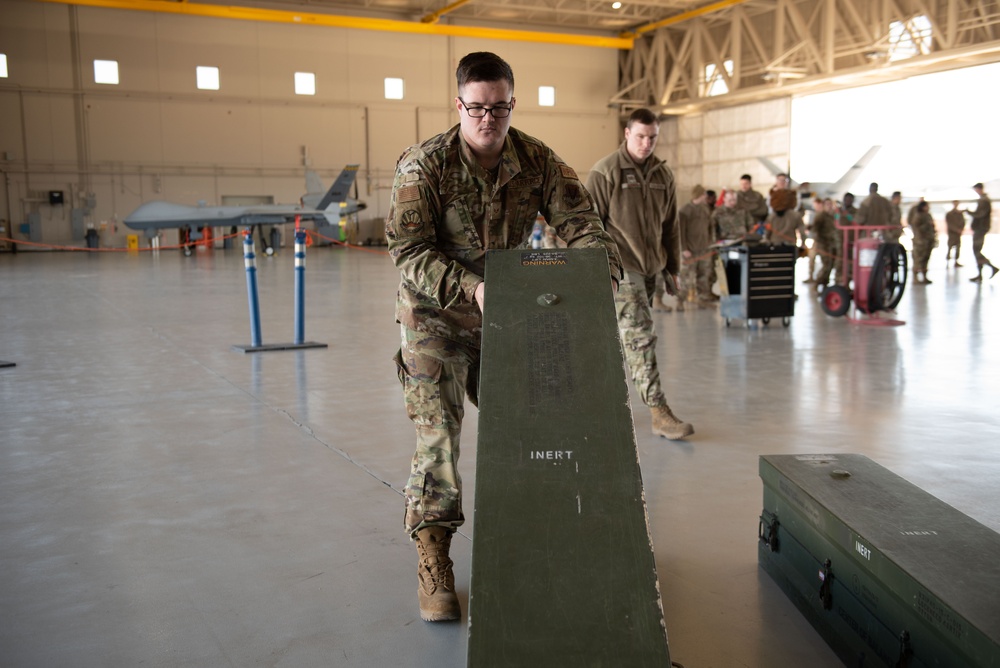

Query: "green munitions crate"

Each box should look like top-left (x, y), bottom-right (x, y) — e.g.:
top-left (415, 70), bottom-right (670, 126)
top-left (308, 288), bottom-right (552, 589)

top-left (468, 249), bottom-right (670, 668)
top-left (759, 454), bottom-right (1000, 667)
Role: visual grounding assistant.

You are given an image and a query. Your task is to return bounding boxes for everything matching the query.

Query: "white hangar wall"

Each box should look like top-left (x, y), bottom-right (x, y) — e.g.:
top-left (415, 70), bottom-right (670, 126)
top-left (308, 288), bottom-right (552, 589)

top-left (658, 98), bottom-right (791, 203)
top-left (0, 1), bottom-right (621, 248)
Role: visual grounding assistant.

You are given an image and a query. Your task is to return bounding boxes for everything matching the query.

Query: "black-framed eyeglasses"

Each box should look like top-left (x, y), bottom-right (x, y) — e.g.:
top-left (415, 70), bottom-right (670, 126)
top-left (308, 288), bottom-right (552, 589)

top-left (459, 97), bottom-right (513, 118)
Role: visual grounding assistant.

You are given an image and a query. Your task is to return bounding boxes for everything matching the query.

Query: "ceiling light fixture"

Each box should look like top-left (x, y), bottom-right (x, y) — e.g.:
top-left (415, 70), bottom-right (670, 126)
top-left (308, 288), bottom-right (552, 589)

top-left (612, 2), bottom-right (622, 9)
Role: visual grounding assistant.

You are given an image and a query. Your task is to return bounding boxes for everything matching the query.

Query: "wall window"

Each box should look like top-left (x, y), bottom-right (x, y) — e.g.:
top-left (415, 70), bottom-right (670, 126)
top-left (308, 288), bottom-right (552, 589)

top-left (384, 77), bottom-right (404, 100)
top-left (294, 72), bottom-right (316, 96)
top-left (196, 66), bottom-right (220, 91)
top-left (94, 59), bottom-right (119, 85)
top-left (538, 86), bottom-right (556, 107)
top-left (0, 54), bottom-right (8, 78)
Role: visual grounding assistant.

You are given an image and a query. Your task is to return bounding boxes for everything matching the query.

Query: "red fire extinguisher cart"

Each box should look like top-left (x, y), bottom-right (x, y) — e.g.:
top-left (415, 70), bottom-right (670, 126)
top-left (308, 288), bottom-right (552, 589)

top-left (821, 221), bottom-right (907, 326)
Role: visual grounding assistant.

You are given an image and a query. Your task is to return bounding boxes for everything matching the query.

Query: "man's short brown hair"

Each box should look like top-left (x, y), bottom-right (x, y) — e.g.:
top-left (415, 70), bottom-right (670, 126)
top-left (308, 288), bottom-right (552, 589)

top-left (456, 52), bottom-right (514, 92)
top-left (626, 108), bottom-right (659, 128)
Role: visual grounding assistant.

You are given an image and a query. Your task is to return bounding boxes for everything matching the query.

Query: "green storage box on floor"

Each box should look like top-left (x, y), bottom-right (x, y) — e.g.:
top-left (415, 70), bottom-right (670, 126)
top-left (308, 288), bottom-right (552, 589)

top-left (759, 454), bottom-right (1000, 667)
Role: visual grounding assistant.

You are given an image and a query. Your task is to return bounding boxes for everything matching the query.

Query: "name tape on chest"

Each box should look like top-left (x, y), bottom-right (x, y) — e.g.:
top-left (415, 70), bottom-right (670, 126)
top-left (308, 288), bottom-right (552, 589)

top-left (510, 176), bottom-right (543, 189)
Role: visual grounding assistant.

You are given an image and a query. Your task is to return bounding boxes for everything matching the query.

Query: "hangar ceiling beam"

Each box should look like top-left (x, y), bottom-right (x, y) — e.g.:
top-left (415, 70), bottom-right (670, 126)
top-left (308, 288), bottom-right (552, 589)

top-left (614, 0), bottom-right (1000, 116)
top-left (421, 0), bottom-right (471, 24)
top-left (34, 0), bottom-right (634, 49)
top-left (625, 0), bottom-right (751, 37)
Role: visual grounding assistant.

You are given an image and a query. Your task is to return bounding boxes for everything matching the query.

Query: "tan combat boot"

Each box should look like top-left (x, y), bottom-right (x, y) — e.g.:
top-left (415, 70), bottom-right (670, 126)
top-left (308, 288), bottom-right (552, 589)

top-left (415, 526), bottom-right (460, 622)
top-left (652, 295), bottom-right (673, 312)
top-left (651, 405), bottom-right (694, 440)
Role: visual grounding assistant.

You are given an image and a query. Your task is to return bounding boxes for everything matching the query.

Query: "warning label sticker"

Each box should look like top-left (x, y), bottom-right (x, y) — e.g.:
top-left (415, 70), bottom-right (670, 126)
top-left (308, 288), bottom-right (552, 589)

top-left (521, 251), bottom-right (568, 267)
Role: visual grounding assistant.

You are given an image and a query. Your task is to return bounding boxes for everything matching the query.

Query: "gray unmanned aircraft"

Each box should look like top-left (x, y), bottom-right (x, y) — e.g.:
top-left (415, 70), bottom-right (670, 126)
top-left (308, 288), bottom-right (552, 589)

top-left (757, 146), bottom-right (881, 205)
top-left (124, 164), bottom-right (366, 255)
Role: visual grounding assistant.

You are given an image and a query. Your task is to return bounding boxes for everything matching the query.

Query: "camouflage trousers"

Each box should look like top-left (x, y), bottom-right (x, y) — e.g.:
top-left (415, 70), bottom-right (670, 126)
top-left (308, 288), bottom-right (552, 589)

top-left (946, 233), bottom-right (961, 259)
top-left (394, 326), bottom-right (479, 537)
top-left (814, 245), bottom-right (838, 285)
top-left (972, 231), bottom-right (991, 269)
top-left (912, 238), bottom-right (935, 274)
top-left (681, 254), bottom-right (714, 301)
top-left (615, 271), bottom-right (667, 408)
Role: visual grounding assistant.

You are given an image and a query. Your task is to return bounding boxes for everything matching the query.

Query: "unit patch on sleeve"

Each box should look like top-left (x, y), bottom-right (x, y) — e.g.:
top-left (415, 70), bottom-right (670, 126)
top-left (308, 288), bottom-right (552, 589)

top-left (563, 183), bottom-right (585, 209)
top-left (400, 209), bottom-right (423, 232)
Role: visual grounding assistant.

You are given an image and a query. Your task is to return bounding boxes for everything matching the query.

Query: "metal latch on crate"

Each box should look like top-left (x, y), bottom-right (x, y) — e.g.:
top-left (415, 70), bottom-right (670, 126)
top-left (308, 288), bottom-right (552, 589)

top-left (896, 629), bottom-right (913, 668)
top-left (758, 510), bottom-right (780, 552)
top-left (818, 559), bottom-right (834, 610)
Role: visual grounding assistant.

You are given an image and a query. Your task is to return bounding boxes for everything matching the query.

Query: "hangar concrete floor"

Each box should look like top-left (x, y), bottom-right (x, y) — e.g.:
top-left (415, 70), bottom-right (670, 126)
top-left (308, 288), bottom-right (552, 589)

top-left (1, 243), bottom-right (998, 668)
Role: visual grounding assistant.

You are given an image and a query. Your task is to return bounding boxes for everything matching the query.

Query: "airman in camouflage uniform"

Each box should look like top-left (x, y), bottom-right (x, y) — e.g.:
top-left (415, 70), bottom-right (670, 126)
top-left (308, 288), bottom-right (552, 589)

top-left (679, 186), bottom-right (715, 305)
top-left (945, 200), bottom-right (965, 267)
top-left (856, 183), bottom-right (895, 232)
top-left (736, 174), bottom-right (768, 235)
top-left (713, 190), bottom-right (752, 241)
top-left (766, 174), bottom-right (806, 247)
top-left (811, 198), bottom-right (840, 288)
top-left (910, 200), bottom-right (937, 283)
top-left (968, 182), bottom-right (997, 282)
top-left (835, 193), bottom-right (858, 279)
top-left (386, 52), bottom-right (623, 622)
top-left (587, 108), bottom-right (693, 442)
top-left (885, 191), bottom-right (904, 242)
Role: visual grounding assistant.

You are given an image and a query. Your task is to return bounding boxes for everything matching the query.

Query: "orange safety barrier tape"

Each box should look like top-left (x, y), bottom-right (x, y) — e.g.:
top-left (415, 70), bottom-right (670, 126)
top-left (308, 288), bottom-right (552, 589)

top-left (306, 229), bottom-right (388, 255)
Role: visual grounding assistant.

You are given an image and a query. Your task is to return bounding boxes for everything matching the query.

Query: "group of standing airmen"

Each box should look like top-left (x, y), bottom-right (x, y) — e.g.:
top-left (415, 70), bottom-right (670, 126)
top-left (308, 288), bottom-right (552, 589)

top-left (803, 182), bottom-right (995, 286)
top-left (383, 51), bottom-right (995, 624)
top-left (677, 173), bottom-right (995, 295)
top-left (672, 171), bottom-right (807, 305)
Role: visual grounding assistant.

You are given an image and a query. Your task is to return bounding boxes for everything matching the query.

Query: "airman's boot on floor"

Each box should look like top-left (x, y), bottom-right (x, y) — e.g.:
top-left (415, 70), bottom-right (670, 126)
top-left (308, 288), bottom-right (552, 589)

top-left (415, 526), bottom-right (460, 622)
top-left (651, 405), bottom-right (695, 440)
top-left (652, 295), bottom-right (673, 312)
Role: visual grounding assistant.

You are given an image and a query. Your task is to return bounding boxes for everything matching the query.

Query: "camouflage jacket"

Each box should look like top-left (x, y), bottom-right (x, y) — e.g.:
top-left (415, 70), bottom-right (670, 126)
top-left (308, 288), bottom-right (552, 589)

top-left (811, 211), bottom-right (839, 250)
top-left (678, 201), bottom-right (713, 253)
top-left (970, 194), bottom-right (992, 234)
top-left (945, 210), bottom-right (966, 236)
top-left (736, 189), bottom-right (768, 221)
top-left (712, 205), bottom-right (751, 240)
top-left (856, 193), bottom-right (894, 227)
top-left (911, 211), bottom-right (937, 241)
top-left (840, 205), bottom-right (857, 227)
top-left (386, 124), bottom-right (623, 348)
top-left (586, 143), bottom-right (680, 277)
